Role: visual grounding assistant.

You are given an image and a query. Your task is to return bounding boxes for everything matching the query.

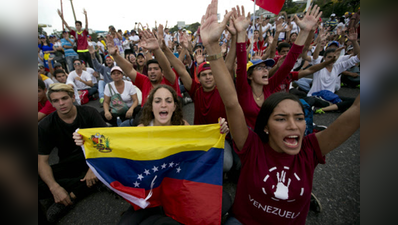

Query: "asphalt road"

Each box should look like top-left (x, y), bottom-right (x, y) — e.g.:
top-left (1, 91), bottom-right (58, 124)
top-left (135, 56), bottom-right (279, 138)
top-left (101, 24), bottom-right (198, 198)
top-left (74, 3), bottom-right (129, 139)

top-left (50, 86), bottom-right (360, 225)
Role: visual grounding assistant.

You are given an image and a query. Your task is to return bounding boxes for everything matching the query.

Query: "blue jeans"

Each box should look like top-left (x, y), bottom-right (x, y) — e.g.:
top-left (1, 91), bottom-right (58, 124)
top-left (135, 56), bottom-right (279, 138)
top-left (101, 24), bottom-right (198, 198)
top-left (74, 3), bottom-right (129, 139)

top-left (98, 80), bottom-right (105, 99)
top-left (294, 78), bottom-right (312, 93)
top-left (65, 55), bottom-right (79, 73)
top-left (224, 217), bottom-right (243, 225)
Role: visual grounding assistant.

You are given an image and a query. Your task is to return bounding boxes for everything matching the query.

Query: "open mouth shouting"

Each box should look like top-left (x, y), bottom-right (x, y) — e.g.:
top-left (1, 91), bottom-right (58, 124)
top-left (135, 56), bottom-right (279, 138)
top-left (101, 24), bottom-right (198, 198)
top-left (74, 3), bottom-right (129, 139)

top-left (283, 135), bottom-right (300, 149)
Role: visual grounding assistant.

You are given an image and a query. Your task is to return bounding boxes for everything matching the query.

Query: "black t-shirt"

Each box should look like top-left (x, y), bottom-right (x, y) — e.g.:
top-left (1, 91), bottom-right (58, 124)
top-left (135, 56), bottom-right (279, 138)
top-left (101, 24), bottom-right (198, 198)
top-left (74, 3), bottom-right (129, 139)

top-left (38, 105), bottom-right (107, 161)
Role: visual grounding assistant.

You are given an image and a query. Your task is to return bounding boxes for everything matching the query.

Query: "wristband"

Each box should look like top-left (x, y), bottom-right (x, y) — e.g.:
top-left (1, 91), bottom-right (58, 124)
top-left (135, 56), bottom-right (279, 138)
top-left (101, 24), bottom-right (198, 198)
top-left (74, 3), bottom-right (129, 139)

top-left (205, 52), bottom-right (223, 61)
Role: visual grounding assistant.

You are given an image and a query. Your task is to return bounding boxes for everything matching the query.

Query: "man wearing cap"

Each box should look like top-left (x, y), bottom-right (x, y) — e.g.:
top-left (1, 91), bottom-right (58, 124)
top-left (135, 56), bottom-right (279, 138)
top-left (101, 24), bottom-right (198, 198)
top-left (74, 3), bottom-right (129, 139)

top-left (129, 30), bottom-right (140, 46)
top-left (325, 13), bottom-right (338, 30)
top-left (60, 30), bottom-right (79, 72)
top-left (57, 8), bottom-right (93, 69)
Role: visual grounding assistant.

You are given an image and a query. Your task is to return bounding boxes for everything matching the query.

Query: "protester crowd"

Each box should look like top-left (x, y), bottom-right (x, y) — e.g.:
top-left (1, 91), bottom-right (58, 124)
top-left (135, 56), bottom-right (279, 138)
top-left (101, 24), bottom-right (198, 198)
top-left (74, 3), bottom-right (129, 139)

top-left (38, 1), bottom-right (360, 224)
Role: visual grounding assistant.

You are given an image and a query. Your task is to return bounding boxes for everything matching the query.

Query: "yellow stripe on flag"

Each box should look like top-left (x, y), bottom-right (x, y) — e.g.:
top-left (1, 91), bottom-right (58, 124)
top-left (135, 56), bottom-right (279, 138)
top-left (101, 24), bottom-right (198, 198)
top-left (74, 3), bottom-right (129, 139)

top-left (78, 124), bottom-right (225, 161)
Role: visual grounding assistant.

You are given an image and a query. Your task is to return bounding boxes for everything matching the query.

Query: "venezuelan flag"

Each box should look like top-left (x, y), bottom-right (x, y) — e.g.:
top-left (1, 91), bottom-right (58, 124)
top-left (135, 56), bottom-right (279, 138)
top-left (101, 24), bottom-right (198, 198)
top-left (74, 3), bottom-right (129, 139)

top-left (78, 124), bottom-right (225, 225)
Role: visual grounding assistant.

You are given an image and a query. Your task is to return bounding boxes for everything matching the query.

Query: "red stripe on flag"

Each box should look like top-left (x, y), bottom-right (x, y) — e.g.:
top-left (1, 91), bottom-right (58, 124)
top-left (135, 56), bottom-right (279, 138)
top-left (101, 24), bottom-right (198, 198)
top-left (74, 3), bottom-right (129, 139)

top-left (252, 0), bottom-right (285, 15)
top-left (161, 178), bottom-right (222, 225)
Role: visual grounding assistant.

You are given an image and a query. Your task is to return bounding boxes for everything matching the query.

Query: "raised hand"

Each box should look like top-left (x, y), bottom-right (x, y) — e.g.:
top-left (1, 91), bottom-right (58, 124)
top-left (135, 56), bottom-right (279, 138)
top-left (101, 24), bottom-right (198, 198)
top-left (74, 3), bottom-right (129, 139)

top-left (105, 34), bottom-right (119, 56)
top-left (275, 18), bottom-right (284, 33)
top-left (295, 5), bottom-right (322, 31)
top-left (139, 30), bottom-right (160, 51)
top-left (88, 45), bottom-right (95, 55)
top-left (221, 42), bottom-right (227, 54)
top-left (195, 49), bottom-right (205, 64)
top-left (252, 51), bottom-right (262, 60)
top-left (232, 5), bottom-right (251, 33)
top-left (157, 24), bottom-right (165, 48)
top-left (200, 0), bottom-right (233, 47)
top-left (347, 27), bottom-right (357, 41)
top-left (57, 9), bottom-right (63, 18)
top-left (83, 8), bottom-right (87, 15)
top-left (267, 35), bottom-right (274, 45)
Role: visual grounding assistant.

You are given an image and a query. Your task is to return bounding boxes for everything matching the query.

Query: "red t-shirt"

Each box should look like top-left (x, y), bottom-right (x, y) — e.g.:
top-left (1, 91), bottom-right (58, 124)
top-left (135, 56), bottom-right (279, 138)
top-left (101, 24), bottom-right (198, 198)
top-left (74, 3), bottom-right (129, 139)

top-left (273, 71), bottom-right (299, 93)
top-left (232, 129), bottom-right (325, 225)
top-left (133, 72), bottom-right (180, 106)
top-left (236, 42), bottom-right (303, 129)
top-left (70, 29), bottom-right (89, 51)
top-left (38, 100), bottom-right (56, 115)
top-left (187, 80), bottom-right (227, 125)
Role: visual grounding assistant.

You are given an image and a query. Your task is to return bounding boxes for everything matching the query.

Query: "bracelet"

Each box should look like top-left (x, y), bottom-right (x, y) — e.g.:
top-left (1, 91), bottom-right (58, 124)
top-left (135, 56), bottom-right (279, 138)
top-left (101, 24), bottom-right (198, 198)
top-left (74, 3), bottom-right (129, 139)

top-left (205, 52), bottom-right (223, 61)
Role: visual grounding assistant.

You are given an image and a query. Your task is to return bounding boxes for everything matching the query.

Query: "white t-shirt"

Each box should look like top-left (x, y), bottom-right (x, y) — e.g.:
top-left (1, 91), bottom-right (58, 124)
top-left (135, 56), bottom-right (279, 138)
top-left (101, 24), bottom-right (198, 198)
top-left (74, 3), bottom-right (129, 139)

top-left (308, 55), bottom-right (360, 96)
top-left (164, 33), bottom-right (172, 47)
top-left (66, 70), bottom-right (92, 90)
top-left (97, 41), bottom-right (105, 53)
top-left (129, 35), bottom-right (140, 42)
top-left (104, 80), bottom-right (137, 107)
top-left (85, 67), bottom-right (97, 84)
top-left (122, 40), bottom-right (131, 51)
top-left (261, 23), bottom-right (272, 39)
top-left (290, 21), bottom-right (299, 34)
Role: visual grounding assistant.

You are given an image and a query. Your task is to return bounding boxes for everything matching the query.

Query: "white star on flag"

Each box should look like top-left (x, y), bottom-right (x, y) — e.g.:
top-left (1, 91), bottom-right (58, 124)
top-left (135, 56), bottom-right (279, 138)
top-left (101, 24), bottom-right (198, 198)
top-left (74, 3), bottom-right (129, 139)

top-left (152, 166), bottom-right (159, 172)
top-left (133, 181), bottom-right (140, 187)
top-left (169, 162), bottom-right (174, 167)
top-left (176, 167), bottom-right (181, 173)
top-left (137, 174), bottom-right (144, 181)
top-left (161, 163), bottom-right (167, 169)
top-left (144, 169), bottom-right (150, 175)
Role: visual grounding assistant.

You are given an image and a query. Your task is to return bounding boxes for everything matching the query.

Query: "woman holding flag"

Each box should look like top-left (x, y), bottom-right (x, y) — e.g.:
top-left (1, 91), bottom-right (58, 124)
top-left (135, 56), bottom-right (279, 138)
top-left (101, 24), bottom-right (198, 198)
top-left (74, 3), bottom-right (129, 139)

top-left (73, 84), bottom-right (230, 224)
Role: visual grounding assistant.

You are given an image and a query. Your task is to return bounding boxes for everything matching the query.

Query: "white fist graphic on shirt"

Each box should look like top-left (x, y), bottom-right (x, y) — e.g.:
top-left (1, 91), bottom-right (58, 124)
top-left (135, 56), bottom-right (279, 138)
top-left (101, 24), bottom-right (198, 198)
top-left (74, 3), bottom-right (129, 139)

top-left (274, 170), bottom-right (291, 200)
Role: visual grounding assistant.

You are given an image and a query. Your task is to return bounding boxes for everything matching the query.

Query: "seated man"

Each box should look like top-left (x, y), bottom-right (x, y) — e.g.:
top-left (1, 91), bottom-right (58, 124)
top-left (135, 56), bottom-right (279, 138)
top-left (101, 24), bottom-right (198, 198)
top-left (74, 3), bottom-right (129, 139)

top-left (38, 79), bottom-right (56, 122)
top-left (54, 69), bottom-right (81, 105)
top-left (38, 83), bottom-right (107, 223)
top-left (66, 59), bottom-right (97, 100)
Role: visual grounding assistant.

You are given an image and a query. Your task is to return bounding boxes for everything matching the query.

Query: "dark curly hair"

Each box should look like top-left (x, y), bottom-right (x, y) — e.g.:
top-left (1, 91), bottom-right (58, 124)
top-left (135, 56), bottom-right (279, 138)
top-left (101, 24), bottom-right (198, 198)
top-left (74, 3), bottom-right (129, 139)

top-left (139, 85), bottom-right (184, 126)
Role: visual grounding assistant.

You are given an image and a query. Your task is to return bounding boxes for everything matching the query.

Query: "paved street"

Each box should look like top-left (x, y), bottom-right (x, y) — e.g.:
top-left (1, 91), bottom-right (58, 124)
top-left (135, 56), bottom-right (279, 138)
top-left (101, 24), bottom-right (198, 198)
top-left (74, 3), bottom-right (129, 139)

top-left (51, 86), bottom-right (360, 225)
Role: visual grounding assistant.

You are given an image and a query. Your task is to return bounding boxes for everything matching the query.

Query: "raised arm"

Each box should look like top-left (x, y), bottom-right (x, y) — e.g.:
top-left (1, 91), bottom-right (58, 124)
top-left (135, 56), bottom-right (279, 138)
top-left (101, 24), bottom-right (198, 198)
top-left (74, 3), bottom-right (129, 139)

top-left (297, 54), bottom-right (337, 79)
top-left (225, 11), bottom-right (238, 80)
top-left (105, 34), bottom-right (138, 82)
top-left (161, 40), bottom-right (193, 92)
top-left (347, 27), bottom-right (360, 57)
top-left (316, 95), bottom-right (360, 155)
top-left (140, 28), bottom-right (176, 84)
top-left (83, 8), bottom-right (88, 31)
top-left (202, 1), bottom-right (248, 150)
top-left (57, 9), bottom-right (72, 31)
top-left (88, 45), bottom-right (105, 73)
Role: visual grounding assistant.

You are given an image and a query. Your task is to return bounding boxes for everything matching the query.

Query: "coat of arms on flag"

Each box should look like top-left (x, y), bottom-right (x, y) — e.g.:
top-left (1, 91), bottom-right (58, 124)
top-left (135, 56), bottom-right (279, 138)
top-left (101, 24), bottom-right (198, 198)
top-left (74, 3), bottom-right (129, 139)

top-left (78, 124), bottom-right (226, 225)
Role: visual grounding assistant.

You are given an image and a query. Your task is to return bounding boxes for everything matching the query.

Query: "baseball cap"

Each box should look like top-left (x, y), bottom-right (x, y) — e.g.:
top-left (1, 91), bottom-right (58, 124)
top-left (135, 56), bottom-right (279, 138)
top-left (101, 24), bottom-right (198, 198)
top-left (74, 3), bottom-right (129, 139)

top-left (87, 35), bottom-right (91, 39)
top-left (131, 30), bottom-right (136, 34)
top-left (49, 34), bottom-right (55, 38)
top-left (111, 66), bottom-right (124, 74)
top-left (136, 53), bottom-right (145, 58)
top-left (39, 34), bottom-right (46, 39)
top-left (327, 41), bottom-right (340, 48)
top-left (246, 58), bottom-right (275, 71)
top-left (346, 45), bottom-right (354, 51)
top-left (105, 55), bottom-right (114, 61)
top-left (331, 13), bottom-right (336, 17)
top-left (54, 63), bottom-right (62, 68)
top-left (38, 63), bottom-right (45, 69)
top-left (62, 30), bottom-right (69, 33)
top-left (197, 61), bottom-right (211, 76)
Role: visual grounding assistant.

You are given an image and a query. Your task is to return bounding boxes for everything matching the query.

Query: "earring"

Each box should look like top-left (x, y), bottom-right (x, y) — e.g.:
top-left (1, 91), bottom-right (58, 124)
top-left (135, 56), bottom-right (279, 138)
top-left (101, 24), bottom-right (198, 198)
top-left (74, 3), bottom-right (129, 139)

top-left (266, 131), bottom-right (269, 134)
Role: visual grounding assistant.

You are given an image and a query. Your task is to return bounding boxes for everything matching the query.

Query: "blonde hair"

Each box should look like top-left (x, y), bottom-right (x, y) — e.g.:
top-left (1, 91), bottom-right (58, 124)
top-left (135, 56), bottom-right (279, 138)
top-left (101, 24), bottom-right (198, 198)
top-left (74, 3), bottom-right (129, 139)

top-left (46, 83), bottom-right (75, 102)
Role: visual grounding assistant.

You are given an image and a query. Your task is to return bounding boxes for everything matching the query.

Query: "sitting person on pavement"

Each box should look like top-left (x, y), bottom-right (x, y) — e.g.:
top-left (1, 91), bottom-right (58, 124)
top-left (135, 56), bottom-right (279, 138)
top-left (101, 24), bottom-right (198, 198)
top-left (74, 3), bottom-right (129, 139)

top-left (38, 79), bottom-right (56, 122)
top-left (38, 83), bottom-right (107, 223)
